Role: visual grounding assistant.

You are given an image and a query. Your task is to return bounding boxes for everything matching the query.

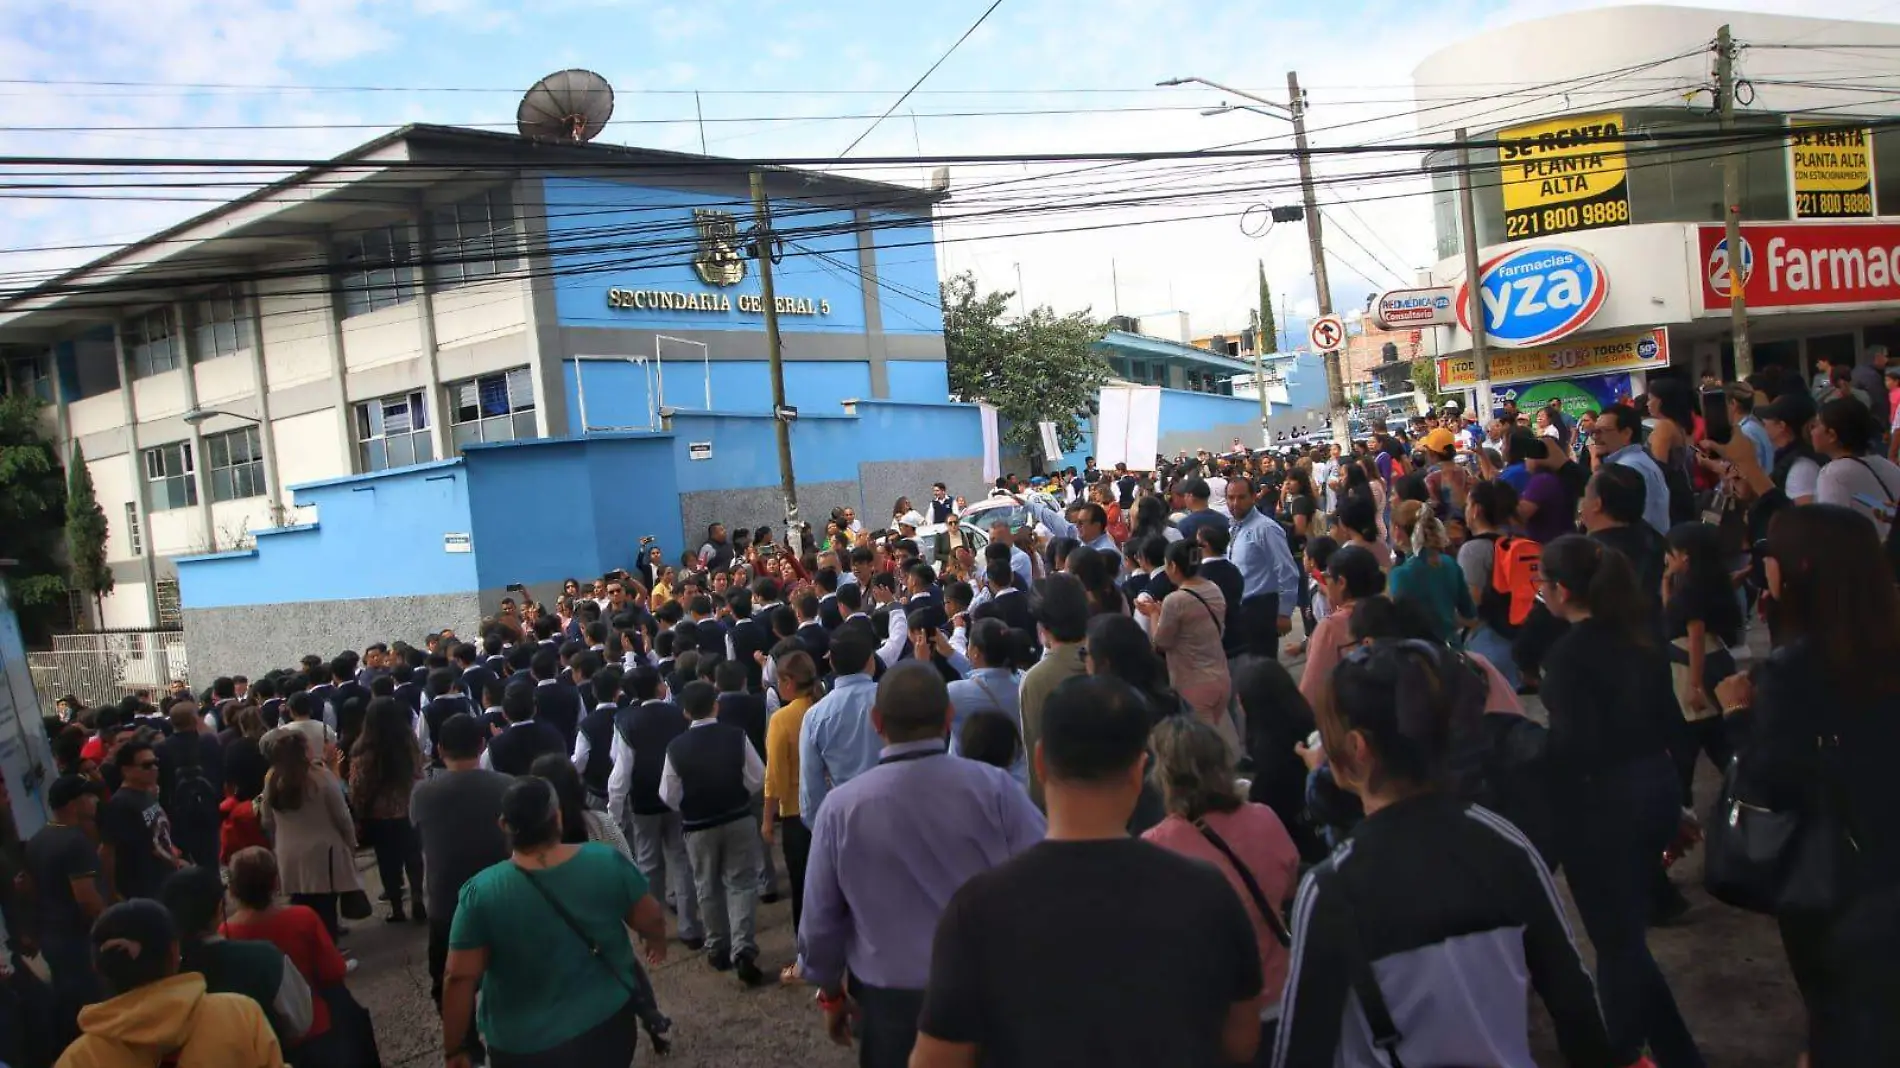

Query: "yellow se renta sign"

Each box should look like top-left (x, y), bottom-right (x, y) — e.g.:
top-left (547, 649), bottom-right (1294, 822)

top-left (1497, 113), bottom-right (1631, 241)
top-left (1791, 124), bottom-right (1874, 219)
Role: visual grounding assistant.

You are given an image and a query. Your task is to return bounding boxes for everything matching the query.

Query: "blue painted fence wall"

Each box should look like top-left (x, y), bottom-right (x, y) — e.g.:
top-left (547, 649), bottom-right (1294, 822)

top-left (564, 359), bottom-right (875, 433)
top-left (176, 461), bottom-right (478, 609)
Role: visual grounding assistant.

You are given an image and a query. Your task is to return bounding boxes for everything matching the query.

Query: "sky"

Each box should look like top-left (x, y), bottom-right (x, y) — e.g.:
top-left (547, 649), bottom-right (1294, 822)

top-left (0, 0), bottom-right (1882, 348)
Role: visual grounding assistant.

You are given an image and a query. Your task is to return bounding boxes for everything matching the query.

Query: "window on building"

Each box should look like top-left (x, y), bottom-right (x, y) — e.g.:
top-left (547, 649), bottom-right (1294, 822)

top-left (355, 389), bottom-right (434, 471)
top-left (124, 501), bottom-right (143, 556)
top-left (335, 225), bottom-right (414, 318)
top-left (155, 578), bottom-right (181, 629)
top-left (126, 309), bottom-right (178, 379)
top-left (3, 351), bottom-right (51, 401)
top-left (193, 284), bottom-right (250, 361)
top-left (430, 188), bottom-right (515, 288)
top-left (205, 426), bottom-right (264, 503)
top-left (449, 367), bottom-right (536, 451)
top-left (143, 441), bottom-right (196, 511)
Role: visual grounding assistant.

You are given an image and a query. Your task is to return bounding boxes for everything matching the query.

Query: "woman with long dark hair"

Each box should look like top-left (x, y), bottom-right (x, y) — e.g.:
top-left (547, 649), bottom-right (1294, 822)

top-left (349, 697), bottom-right (425, 923)
top-left (260, 732), bottom-right (360, 940)
top-left (1648, 378), bottom-right (1700, 525)
top-left (1662, 521), bottom-right (1743, 803)
top-left (1067, 545), bottom-right (1125, 616)
top-left (441, 777), bottom-right (667, 1068)
top-left (1334, 496), bottom-right (1390, 569)
top-left (1539, 535), bottom-right (1704, 1068)
top-left (1270, 640), bottom-right (1612, 1067)
top-left (1128, 494), bottom-right (1178, 545)
top-left (1715, 505), bottom-right (1900, 1066)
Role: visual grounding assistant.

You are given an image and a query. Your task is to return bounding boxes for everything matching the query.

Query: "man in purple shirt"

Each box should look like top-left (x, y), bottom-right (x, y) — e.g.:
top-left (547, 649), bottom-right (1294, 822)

top-left (798, 661), bottom-right (1045, 1068)
top-left (1519, 437), bottom-right (1580, 544)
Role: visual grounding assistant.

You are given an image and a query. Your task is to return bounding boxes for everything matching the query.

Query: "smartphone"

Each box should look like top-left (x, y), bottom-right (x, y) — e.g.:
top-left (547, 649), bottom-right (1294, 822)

top-left (505, 582), bottom-right (526, 593)
top-left (1700, 387), bottom-right (1732, 444)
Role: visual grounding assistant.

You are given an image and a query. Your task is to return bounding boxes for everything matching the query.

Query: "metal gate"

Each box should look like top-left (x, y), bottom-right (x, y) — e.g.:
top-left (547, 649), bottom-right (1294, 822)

top-left (25, 630), bottom-right (188, 715)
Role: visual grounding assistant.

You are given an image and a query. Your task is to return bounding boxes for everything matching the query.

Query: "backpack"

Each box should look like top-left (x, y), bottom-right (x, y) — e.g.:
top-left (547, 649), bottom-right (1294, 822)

top-left (170, 737), bottom-right (221, 830)
top-left (1472, 532), bottom-right (1542, 633)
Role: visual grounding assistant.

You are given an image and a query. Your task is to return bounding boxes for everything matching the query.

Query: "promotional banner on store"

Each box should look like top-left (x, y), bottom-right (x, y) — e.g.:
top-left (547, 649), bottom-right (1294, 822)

top-left (1437, 328), bottom-right (1668, 390)
top-left (1697, 223), bottom-right (1900, 312)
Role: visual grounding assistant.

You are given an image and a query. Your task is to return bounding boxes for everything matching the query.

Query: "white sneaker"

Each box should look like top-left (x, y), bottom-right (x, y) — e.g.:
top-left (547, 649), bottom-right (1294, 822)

top-left (345, 958), bottom-right (360, 975)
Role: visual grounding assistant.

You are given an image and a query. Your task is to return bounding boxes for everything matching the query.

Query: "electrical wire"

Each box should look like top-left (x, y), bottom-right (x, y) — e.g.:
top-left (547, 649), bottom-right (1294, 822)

top-left (837, 0), bottom-right (1007, 157)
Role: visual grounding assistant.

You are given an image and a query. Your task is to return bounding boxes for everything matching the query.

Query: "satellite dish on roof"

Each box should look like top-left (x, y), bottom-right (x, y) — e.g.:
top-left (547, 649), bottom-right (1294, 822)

top-left (516, 69), bottom-right (615, 143)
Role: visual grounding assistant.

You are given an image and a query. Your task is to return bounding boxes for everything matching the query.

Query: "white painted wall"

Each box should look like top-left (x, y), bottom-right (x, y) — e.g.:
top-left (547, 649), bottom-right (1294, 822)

top-left (258, 275), bottom-right (335, 390)
top-left (209, 498), bottom-right (276, 549)
top-left (1429, 222), bottom-right (1699, 349)
top-left (99, 580), bottom-right (152, 630)
top-left (433, 277), bottom-right (527, 349)
top-left (273, 408), bottom-right (346, 514)
top-left (1413, 8), bottom-right (1900, 137)
top-left (192, 355), bottom-right (255, 406)
top-left (88, 457), bottom-right (140, 562)
top-left (147, 506), bottom-right (207, 558)
top-left (68, 393), bottom-right (122, 437)
top-left (132, 370), bottom-right (187, 420)
top-left (341, 301), bottom-right (424, 372)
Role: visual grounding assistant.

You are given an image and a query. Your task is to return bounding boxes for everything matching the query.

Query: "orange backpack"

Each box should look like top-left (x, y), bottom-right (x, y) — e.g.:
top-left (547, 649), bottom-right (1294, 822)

top-left (1477, 533), bottom-right (1542, 631)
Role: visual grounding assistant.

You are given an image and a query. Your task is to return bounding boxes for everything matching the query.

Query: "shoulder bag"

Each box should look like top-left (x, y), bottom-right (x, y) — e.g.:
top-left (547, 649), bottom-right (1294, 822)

top-left (1704, 735), bottom-right (1859, 916)
top-left (1194, 818), bottom-right (1289, 948)
top-left (514, 864), bottom-right (673, 1053)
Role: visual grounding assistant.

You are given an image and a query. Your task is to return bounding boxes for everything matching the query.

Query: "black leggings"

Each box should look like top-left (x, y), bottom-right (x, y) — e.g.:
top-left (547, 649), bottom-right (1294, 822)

top-left (363, 817), bottom-right (424, 908)
top-left (290, 892), bottom-right (340, 941)
top-left (779, 815), bottom-right (812, 933)
top-left (489, 998), bottom-right (640, 1068)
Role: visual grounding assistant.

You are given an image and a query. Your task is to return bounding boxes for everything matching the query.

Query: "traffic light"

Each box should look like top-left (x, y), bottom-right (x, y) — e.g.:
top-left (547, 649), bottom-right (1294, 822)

top-left (1270, 205), bottom-right (1304, 223)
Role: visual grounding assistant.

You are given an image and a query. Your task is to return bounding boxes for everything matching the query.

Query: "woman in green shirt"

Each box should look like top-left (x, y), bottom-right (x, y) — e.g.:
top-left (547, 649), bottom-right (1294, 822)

top-left (1387, 500), bottom-right (1476, 645)
top-left (442, 777), bottom-right (668, 1068)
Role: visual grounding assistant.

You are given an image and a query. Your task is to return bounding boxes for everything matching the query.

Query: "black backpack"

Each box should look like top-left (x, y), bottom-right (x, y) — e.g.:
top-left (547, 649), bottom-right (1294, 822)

top-left (169, 738), bottom-right (221, 830)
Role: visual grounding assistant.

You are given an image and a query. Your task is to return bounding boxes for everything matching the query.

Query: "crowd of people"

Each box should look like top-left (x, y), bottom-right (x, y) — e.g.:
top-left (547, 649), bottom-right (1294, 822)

top-left (1, 360), bottom-right (1896, 1068)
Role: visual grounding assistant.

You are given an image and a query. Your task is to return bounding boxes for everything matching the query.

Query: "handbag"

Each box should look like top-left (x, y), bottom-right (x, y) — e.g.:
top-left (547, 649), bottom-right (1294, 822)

top-left (331, 845), bottom-right (373, 920)
top-left (1194, 818), bottom-right (1290, 948)
top-left (1704, 742), bottom-right (1859, 916)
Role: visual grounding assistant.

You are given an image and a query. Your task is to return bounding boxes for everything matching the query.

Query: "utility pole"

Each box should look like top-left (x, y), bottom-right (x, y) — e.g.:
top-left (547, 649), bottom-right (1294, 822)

top-left (1252, 344), bottom-right (1271, 449)
top-left (1717, 24), bottom-right (1752, 379)
top-left (1287, 71), bottom-right (1349, 449)
top-left (1456, 129), bottom-right (1493, 419)
top-left (749, 171), bottom-right (800, 550)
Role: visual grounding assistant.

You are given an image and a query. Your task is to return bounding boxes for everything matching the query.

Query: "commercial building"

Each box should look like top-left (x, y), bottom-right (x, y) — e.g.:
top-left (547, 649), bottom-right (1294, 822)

top-left (0, 124), bottom-right (971, 662)
top-left (1412, 6), bottom-right (1900, 417)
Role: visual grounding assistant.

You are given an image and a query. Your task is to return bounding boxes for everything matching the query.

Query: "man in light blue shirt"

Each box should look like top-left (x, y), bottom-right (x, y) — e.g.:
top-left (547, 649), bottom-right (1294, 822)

top-left (1224, 478), bottom-right (1301, 659)
top-left (987, 520), bottom-right (1035, 589)
top-left (945, 619), bottom-right (1029, 788)
top-left (1728, 383), bottom-right (1776, 473)
top-left (799, 662), bottom-right (1044, 1066)
top-left (799, 625), bottom-right (884, 820)
top-left (1593, 403), bottom-right (1671, 535)
top-left (1021, 497), bottom-right (1118, 554)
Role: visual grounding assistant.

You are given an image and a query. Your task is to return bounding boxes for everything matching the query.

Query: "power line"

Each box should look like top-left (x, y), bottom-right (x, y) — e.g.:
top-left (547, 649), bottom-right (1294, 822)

top-left (838, 0), bottom-right (1007, 158)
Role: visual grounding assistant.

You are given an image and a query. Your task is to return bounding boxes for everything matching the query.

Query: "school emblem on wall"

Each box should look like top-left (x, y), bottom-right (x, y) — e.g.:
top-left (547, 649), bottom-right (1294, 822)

top-left (691, 209), bottom-right (747, 287)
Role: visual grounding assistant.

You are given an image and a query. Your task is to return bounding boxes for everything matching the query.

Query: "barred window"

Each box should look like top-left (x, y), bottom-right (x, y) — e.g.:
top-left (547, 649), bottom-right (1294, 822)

top-left (336, 226), bottom-right (414, 318)
top-left (355, 389), bottom-right (434, 471)
top-left (205, 426), bottom-right (264, 502)
top-left (448, 367), bottom-right (535, 452)
top-left (143, 441), bottom-right (196, 511)
top-left (124, 501), bottom-right (143, 555)
top-left (430, 189), bottom-right (515, 288)
top-left (194, 284), bottom-right (251, 361)
top-left (126, 310), bottom-right (178, 379)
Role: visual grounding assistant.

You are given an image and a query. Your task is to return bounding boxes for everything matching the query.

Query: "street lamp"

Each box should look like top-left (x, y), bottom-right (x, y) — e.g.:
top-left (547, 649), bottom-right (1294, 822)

top-left (1160, 72), bottom-right (1350, 450)
top-left (180, 407), bottom-right (261, 427)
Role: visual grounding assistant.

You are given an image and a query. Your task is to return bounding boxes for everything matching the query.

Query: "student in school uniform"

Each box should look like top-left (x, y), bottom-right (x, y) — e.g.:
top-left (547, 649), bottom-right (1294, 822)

top-left (660, 680), bottom-right (766, 987)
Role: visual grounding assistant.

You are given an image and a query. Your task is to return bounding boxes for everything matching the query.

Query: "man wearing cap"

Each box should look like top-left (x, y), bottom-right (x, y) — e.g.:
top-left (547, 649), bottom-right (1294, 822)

top-left (27, 775), bottom-right (112, 1044)
top-left (1756, 390), bottom-right (1822, 506)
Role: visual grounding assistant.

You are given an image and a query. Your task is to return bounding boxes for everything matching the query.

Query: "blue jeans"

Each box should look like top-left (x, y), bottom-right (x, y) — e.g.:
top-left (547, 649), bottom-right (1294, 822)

top-left (1557, 752), bottom-right (1705, 1068)
top-left (1465, 623), bottom-right (1521, 691)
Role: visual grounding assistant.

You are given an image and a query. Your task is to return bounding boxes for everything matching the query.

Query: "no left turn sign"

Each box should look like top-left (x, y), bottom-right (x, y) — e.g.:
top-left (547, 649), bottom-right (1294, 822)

top-left (1309, 314), bottom-right (1345, 352)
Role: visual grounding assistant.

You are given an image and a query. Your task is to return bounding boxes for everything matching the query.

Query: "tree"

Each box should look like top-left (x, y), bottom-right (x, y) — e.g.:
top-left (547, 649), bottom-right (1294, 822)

top-left (1410, 356), bottom-right (1450, 413)
top-left (942, 272), bottom-right (1110, 452)
top-left (67, 442), bottom-right (112, 622)
top-left (1257, 260), bottom-right (1278, 355)
top-left (0, 392), bottom-right (69, 639)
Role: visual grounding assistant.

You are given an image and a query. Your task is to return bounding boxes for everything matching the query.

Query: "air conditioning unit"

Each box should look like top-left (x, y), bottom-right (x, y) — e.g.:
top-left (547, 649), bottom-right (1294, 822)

top-left (1107, 315), bottom-right (1139, 334)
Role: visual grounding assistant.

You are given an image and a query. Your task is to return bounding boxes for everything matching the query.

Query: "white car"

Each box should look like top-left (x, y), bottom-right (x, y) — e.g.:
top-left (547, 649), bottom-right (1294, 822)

top-left (910, 522), bottom-right (991, 569)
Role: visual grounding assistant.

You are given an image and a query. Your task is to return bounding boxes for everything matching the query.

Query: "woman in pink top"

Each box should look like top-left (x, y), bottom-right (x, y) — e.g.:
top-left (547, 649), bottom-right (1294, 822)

top-left (1297, 544), bottom-right (1387, 715)
top-left (1142, 717), bottom-right (1299, 1058)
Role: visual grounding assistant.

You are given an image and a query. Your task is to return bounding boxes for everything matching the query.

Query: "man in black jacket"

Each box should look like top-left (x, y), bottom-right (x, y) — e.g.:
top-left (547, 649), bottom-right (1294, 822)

top-left (727, 589), bottom-right (770, 691)
top-left (793, 592), bottom-right (831, 674)
top-left (418, 667), bottom-right (473, 770)
top-left (611, 667), bottom-right (703, 948)
top-left (530, 646), bottom-right (585, 748)
top-left (483, 685), bottom-right (566, 776)
top-left (1194, 525), bottom-right (1246, 655)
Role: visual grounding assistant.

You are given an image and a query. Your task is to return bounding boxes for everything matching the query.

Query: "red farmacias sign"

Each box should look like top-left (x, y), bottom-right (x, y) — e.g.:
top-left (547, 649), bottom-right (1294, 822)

top-left (1697, 222), bottom-right (1900, 313)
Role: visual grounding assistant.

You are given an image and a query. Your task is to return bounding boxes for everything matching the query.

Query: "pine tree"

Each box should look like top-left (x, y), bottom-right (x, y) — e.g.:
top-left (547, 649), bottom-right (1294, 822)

top-left (1257, 260), bottom-right (1278, 354)
top-left (66, 442), bottom-right (113, 622)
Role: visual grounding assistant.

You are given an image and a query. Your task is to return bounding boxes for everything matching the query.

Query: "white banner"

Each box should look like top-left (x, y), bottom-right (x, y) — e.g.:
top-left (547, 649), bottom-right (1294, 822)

top-left (978, 403), bottom-right (1001, 483)
top-left (1037, 421), bottom-right (1063, 464)
top-left (1094, 385), bottom-right (1161, 471)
